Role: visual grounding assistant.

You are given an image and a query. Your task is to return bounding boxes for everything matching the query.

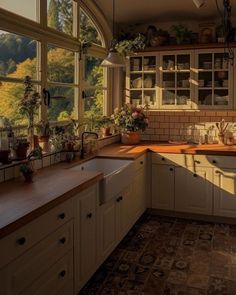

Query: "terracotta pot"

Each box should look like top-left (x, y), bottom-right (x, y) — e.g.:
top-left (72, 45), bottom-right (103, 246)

top-left (101, 127), bottom-right (111, 137)
top-left (121, 131), bottom-right (140, 145)
top-left (0, 150), bottom-right (10, 164)
top-left (15, 143), bottom-right (29, 159)
top-left (39, 136), bottom-right (50, 153)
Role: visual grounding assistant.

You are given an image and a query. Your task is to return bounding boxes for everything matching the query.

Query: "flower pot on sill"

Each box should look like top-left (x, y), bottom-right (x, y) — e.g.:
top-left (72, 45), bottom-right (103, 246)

top-left (101, 127), bottom-right (111, 137)
top-left (39, 136), bottom-right (50, 153)
top-left (121, 131), bottom-right (140, 145)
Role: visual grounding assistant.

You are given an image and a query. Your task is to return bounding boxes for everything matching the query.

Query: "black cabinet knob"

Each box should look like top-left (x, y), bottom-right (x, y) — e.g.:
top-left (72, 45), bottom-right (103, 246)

top-left (193, 173), bottom-right (198, 177)
top-left (59, 237), bottom-right (66, 244)
top-left (140, 161), bottom-right (143, 165)
top-left (59, 213), bottom-right (65, 219)
top-left (59, 270), bottom-right (66, 278)
top-left (116, 196), bottom-right (123, 202)
top-left (212, 160), bottom-right (217, 164)
top-left (17, 237), bottom-right (26, 246)
top-left (161, 157), bottom-right (165, 161)
top-left (87, 213), bottom-right (92, 218)
top-left (169, 168), bottom-right (173, 171)
top-left (120, 196), bottom-right (123, 201)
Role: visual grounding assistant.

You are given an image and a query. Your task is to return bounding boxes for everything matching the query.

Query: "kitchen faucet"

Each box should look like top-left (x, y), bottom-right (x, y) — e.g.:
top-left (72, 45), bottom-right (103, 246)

top-left (80, 131), bottom-right (98, 159)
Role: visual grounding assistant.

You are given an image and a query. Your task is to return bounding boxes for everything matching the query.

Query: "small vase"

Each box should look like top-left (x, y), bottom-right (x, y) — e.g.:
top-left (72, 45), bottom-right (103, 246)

top-left (39, 136), bottom-right (50, 153)
top-left (218, 133), bottom-right (225, 145)
top-left (121, 131), bottom-right (140, 145)
top-left (101, 127), bottom-right (111, 137)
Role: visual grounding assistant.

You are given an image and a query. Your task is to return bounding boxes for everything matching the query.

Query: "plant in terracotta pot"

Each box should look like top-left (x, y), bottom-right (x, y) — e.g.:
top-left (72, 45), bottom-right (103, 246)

top-left (97, 116), bottom-right (113, 137)
top-left (111, 104), bottom-right (148, 145)
top-left (13, 138), bottom-right (30, 159)
top-left (19, 147), bottom-right (42, 183)
top-left (171, 24), bottom-right (193, 45)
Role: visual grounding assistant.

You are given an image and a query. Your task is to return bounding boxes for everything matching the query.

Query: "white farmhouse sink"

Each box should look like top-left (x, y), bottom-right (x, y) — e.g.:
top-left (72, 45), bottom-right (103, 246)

top-left (70, 158), bottom-right (134, 204)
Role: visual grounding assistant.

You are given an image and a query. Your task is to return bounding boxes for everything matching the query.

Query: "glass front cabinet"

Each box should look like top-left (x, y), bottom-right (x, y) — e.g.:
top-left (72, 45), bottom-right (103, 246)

top-left (126, 48), bottom-right (234, 110)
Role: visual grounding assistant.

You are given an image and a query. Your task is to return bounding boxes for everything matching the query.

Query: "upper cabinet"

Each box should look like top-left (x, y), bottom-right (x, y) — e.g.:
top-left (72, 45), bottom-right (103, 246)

top-left (126, 47), bottom-right (235, 110)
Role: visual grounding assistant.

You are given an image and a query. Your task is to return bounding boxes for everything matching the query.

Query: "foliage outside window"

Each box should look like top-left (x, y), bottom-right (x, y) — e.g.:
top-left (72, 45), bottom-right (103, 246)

top-left (47, 0), bottom-right (73, 36)
top-left (84, 56), bottom-right (105, 123)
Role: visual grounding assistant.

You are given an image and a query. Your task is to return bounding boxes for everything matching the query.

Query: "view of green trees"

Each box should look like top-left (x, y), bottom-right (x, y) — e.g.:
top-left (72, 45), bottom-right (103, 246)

top-left (0, 0), bottom-right (104, 125)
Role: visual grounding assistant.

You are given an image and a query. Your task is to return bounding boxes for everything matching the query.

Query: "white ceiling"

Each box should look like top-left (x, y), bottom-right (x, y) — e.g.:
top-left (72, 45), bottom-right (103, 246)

top-left (94, 0), bottom-right (235, 25)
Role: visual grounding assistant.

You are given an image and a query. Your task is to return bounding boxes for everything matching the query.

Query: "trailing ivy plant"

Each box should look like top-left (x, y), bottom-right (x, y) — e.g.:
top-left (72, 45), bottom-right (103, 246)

top-left (115, 34), bottom-right (146, 56)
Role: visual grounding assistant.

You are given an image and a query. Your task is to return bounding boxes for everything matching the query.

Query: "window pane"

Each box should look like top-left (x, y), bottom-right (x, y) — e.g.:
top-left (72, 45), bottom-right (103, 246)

top-left (0, 31), bottom-right (37, 79)
top-left (84, 57), bottom-right (104, 118)
top-left (47, 0), bottom-right (73, 36)
top-left (48, 86), bottom-right (75, 121)
top-left (47, 45), bottom-right (75, 83)
top-left (80, 9), bottom-right (103, 46)
top-left (0, 0), bottom-right (38, 22)
top-left (0, 82), bottom-right (39, 125)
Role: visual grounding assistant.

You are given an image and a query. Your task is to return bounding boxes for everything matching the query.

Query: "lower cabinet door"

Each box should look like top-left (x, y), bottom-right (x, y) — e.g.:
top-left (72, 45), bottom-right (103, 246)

top-left (213, 168), bottom-right (236, 218)
top-left (133, 168), bottom-right (146, 218)
top-left (18, 252), bottom-right (73, 295)
top-left (98, 198), bottom-right (117, 261)
top-left (152, 164), bottom-right (175, 210)
top-left (175, 166), bottom-right (213, 215)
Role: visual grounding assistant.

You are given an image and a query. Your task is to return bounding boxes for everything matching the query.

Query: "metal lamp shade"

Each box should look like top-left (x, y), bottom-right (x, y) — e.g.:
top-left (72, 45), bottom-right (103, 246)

top-left (101, 49), bottom-right (125, 68)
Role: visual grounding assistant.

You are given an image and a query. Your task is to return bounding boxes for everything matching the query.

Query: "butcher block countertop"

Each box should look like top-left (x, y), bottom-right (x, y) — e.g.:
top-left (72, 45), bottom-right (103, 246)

top-left (1, 141), bottom-right (236, 238)
top-left (97, 142), bottom-right (236, 158)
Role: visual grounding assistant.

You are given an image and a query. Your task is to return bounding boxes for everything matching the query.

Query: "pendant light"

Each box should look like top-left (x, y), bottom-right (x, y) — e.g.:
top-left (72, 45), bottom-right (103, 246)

top-left (101, 0), bottom-right (125, 67)
top-left (192, 0), bottom-right (205, 8)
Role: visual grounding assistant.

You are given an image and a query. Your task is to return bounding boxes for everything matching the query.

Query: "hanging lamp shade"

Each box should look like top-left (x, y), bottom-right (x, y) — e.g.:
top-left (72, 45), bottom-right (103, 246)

top-left (101, 0), bottom-right (125, 68)
top-left (101, 47), bottom-right (125, 67)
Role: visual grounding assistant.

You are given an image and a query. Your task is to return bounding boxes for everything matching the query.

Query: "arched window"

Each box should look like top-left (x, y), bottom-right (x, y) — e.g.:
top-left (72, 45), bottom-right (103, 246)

top-left (0, 0), bottom-right (109, 130)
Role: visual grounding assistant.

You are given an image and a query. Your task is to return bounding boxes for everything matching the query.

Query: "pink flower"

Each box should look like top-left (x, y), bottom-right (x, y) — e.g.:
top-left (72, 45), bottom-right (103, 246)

top-left (132, 111), bottom-right (139, 119)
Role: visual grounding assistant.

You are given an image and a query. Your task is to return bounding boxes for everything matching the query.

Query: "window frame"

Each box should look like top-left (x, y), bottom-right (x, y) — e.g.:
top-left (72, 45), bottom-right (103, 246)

top-left (0, 0), bottom-right (110, 129)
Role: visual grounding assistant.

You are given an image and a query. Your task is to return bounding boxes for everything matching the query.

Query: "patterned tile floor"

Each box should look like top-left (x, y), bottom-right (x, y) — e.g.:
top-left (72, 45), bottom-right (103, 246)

top-left (79, 213), bottom-right (236, 295)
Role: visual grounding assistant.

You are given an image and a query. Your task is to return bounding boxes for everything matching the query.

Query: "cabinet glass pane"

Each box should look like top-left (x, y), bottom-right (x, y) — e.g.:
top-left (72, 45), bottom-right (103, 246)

top-left (177, 73), bottom-right (190, 88)
top-left (163, 55), bottom-right (175, 70)
top-left (177, 90), bottom-right (189, 105)
top-left (214, 53), bottom-right (229, 70)
top-left (144, 90), bottom-right (156, 106)
top-left (198, 90), bottom-right (212, 105)
top-left (130, 90), bottom-right (142, 105)
top-left (130, 74), bottom-right (142, 88)
top-left (198, 72), bottom-right (212, 88)
top-left (143, 56), bottom-right (156, 71)
top-left (163, 73), bottom-right (175, 88)
top-left (143, 74), bottom-right (155, 88)
top-left (162, 90), bottom-right (175, 105)
top-left (130, 57), bottom-right (142, 72)
top-left (214, 71), bottom-right (228, 88)
top-left (199, 54), bottom-right (212, 69)
top-left (177, 55), bottom-right (190, 70)
top-left (214, 89), bottom-right (229, 106)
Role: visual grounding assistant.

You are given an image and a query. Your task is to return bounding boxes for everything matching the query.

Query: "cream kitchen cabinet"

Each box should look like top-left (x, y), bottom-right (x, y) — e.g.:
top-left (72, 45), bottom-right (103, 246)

top-left (175, 166), bottom-right (213, 215)
top-left (213, 168), bottom-right (236, 218)
top-left (0, 198), bottom-right (74, 295)
top-left (152, 164), bottom-right (175, 210)
top-left (74, 184), bottom-right (99, 293)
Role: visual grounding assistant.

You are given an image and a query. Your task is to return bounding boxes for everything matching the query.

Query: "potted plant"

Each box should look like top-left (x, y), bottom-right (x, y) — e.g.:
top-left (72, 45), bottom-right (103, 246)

top-left (111, 104), bottom-right (148, 145)
top-left (19, 147), bottom-right (42, 182)
top-left (115, 33), bottom-right (146, 56)
top-left (37, 120), bottom-right (50, 153)
top-left (171, 24), bottom-right (193, 45)
top-left (13, 138), bottom-right (30, 159)
top-left (97, 116), bottom-right (113, 137)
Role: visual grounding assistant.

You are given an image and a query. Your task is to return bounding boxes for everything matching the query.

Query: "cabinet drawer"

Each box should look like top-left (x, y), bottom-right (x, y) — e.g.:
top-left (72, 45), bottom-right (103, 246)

top-left (20, 252), bottom-right (73, 295)
top-left (152, 152), bottom-right (188, 167)
top-left (207, 155), bottom-right (236, 169)
top-left (0, 198), bottom-right (74, 268)
top-left (134, 154), bottom-right (146, 171)
top-left (2, 221), bottom-right (73, 295)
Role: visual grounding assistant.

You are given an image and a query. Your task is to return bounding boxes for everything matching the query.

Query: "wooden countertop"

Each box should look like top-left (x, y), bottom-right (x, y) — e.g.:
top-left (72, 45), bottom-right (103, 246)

top-left (1, 141), bottom-right (236, 239)
top-left (97, 142), bottom-right (236, 158)
top-left (0, 162), bottom-right (103, 239)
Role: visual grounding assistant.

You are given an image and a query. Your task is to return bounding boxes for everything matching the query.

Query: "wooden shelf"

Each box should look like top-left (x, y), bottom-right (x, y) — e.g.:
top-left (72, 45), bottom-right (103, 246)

top-left (137, 42), bottom-right (236, 53)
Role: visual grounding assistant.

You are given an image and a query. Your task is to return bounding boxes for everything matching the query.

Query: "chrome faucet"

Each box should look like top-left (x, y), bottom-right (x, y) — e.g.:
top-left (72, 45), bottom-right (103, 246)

top-left (80, 131), bottom-right (98, 159)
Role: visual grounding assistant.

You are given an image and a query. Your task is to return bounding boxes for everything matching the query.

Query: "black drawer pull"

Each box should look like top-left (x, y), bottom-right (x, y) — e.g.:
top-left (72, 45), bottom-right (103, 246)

top-left (193, 173), bottom-right (198, 177)
top-left (17, 237), bottom-right (26, 246)
top-left (212, 160), bottom-right (217, 164)
top-left (161, 157), bottom-right (165, 161)
top-left (87, 213), bottom-right (92, 218)
top-left (194, 160), bottom-right (200, 164)
top-left (120, 196), bottom-right (123, 201)
top-left (169, 168), bottom-right (173, 171)
top-left (140, 161), bottom-right (143, 165)
top-left (59, 270), bottom-right (66, 278)
top-left (59, 213), bottom-right (65, 219)
top-left (59, 237), bottom-right (66, 244)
